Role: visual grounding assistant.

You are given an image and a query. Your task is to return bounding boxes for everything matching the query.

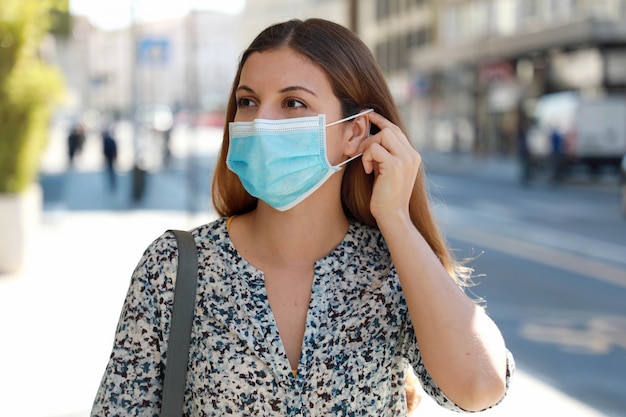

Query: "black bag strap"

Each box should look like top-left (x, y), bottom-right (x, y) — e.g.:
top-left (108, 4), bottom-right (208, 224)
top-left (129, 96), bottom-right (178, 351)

top-left (160, 230), bottom-right (199, 417)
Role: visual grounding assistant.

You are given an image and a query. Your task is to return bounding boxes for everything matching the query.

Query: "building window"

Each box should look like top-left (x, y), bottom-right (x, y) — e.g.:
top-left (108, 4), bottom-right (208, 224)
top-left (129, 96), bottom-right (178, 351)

top-left (522, 0), bottom-right (541, 19)
top-left (375, 42), bottom-right (389, 73)
top-left (467, 1), bottom-right (491, 39)
top-left (552, 0), bottom-right (577, 19)
top-left (442, 7), bottom-right (461, 44)
top-left (389, 0), bottom-right (400, 18)
top-left (396, 34), bottom-right (407, 71)
top-left (376, 33), bottom-right (418, 75)
top-left (376, 0), bottom-right (390, 20)
top-left (494, 0), bottom-right (517, 35)
top-left (388, 37), bottom-right (398, 72)
top-left (406, 28), bottom-right (429, 49)
top-left (588, 0), bottom-right (626, 19)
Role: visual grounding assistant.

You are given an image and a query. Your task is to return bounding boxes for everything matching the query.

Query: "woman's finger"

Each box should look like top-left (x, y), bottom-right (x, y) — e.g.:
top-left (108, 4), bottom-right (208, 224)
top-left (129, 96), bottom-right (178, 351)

top-left (359, 112), bottom-right (413, 156)
top-left (367, 111), bottom-right (403, 136)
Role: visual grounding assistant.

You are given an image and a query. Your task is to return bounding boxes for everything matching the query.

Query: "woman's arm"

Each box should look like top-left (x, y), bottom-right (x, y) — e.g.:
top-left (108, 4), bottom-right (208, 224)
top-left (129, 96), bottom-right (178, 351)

top-left (361, 112), bottom-right (509, 411)
top-left (381, 214), bottom-right (508, 411)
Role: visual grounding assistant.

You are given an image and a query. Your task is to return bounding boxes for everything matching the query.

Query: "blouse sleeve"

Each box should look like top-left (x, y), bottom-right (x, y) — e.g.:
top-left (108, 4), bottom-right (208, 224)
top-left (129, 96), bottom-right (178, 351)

top-left (91, 233), bottom-right (178, 417)
top-left (400, 312), bottom-right (515, 413)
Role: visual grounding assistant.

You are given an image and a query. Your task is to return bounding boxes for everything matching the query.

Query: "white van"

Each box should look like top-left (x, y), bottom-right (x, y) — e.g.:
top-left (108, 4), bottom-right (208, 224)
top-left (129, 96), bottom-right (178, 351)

top-left (526, 92), bottom-right (626, 179)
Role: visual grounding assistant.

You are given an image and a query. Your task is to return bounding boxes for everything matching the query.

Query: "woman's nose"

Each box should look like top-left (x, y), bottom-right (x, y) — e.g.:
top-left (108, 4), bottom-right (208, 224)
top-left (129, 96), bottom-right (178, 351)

top-left (255, 105), bottom-right (281, 120)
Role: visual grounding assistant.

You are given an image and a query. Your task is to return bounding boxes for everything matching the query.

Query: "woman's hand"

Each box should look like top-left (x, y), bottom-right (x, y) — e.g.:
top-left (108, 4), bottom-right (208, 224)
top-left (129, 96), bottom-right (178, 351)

top-left (358, 112), bottom-right (421, 223)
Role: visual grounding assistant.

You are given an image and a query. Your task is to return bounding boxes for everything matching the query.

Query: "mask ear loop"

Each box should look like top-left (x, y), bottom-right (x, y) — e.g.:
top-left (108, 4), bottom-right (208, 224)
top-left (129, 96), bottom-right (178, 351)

top-left (330, 109), bottom-right (373, 168)
top-left (336, 152), bottom-right (362, 168)
top-left (326, 108), bottom-right (374, 127)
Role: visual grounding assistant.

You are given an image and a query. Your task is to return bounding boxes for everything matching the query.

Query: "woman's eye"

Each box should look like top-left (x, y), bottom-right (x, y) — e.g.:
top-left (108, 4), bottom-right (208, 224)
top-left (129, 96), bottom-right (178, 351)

top-left (236, 98), bottom-right (256, 108)
top-left (284, 98), bottom-right (306, 108)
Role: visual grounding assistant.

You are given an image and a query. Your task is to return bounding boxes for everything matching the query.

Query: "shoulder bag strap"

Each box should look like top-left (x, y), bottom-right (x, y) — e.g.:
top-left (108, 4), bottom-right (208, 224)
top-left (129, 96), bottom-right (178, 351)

top-left (160, 229), bottom-right (199, 417)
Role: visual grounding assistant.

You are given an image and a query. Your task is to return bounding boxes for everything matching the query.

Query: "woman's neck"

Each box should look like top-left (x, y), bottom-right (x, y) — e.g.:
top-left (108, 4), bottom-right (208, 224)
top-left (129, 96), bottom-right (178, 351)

top-left (236, 199), bottom-right (349, 268)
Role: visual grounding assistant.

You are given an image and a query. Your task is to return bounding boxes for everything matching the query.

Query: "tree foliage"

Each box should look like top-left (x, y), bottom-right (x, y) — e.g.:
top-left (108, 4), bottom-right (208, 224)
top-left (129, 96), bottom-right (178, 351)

top-left (49, 0), bottom-right (71, 37)
top-left (0, 0), bottom-right (65, 193)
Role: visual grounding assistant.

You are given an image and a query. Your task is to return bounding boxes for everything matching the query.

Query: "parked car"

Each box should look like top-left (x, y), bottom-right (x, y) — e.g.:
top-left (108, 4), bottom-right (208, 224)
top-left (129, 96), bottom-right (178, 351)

top-left (525, 92), bottom-right (626, 182)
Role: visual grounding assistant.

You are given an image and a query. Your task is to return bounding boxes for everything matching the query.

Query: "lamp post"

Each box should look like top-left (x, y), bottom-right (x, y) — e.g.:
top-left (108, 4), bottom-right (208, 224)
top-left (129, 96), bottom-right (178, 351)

top-left (130, 0), bottom-right (146, 202)
top-left (185, 7), bottom-right (201, 214)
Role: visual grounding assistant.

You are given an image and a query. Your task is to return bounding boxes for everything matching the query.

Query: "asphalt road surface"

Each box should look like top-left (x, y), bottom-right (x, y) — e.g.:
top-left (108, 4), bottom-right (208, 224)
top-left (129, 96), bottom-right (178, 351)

top-left (428, 172), bottom-right (626, 417)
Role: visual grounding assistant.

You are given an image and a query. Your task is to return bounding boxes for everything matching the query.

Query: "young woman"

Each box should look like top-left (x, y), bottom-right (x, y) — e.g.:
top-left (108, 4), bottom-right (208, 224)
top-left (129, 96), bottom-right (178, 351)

top-left (92, 18), bottom-right (513, 416)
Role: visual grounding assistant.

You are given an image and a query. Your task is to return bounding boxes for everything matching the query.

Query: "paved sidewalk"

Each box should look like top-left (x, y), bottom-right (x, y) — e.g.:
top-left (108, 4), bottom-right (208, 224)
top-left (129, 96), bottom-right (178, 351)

top-left (0, 209), bottom-right (212, 417)
top-left (0, 146), bottom-right (614, 416)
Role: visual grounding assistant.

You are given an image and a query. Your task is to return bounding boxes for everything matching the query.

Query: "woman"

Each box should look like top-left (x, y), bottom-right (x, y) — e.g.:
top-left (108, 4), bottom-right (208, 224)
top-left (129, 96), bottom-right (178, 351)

top-left (92, 18), bottom-right (513, 416)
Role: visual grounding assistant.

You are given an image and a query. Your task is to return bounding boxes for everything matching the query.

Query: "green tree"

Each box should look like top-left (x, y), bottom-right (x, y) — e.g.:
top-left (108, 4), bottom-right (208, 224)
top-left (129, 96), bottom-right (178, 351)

top-left (0, 0), bottom-right (65, 193)
top-left (49, 0), bottom-right (71, 37)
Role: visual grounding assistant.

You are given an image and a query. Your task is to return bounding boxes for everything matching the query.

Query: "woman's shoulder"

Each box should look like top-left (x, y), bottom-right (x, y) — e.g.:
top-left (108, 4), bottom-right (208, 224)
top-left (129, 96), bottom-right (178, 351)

top-left (131, 217), bottom-right (229, 286)
top-left (190, 216), bottom-right (229, 245)
top-left (140, 217), bottom-right (228, 262)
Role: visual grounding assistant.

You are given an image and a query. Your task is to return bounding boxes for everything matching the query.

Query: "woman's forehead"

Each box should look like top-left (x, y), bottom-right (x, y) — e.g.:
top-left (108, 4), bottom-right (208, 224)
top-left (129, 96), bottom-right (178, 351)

top-left (239, 48), bottom-right (331, 93)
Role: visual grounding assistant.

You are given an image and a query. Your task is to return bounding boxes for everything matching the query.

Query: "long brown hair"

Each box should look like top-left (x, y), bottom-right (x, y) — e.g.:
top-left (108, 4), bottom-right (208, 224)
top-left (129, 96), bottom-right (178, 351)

top-left (211, 18), bottom-right (467, 282)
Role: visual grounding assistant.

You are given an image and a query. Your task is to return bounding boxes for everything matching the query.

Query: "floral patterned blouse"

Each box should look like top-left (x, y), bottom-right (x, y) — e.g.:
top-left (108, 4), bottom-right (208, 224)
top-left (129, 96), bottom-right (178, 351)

top-left (91, 217), bottom-right (513, 416)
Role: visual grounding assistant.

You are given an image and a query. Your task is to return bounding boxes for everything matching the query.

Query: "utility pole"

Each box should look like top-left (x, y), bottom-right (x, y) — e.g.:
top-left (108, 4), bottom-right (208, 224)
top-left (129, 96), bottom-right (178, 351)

top-left (130, 0), bottom-right (139, 152)
top-left (130, 0), bottom-right (146, 203)
top-left (348, 0), bottom-right (358, 35)
top-left (185, 9), bottom-right (201, 214)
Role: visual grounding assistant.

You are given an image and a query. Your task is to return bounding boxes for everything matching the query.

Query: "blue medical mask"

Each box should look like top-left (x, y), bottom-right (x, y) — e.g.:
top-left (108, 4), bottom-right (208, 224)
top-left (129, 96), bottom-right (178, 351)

top-left (227, 110), bottom-right (372, 211)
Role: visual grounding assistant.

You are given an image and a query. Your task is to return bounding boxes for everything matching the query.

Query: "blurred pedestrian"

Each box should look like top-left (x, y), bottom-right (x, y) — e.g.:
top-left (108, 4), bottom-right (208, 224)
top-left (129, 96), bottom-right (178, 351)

top-left (620, 155), bottom-right (626, 218)
top-left (550, 126), bottom-right (565, 182)
top-left (517, 115), bottom-right (531, 185)
top-left (163, 125), bottom-right (173, 168)
top-left (102, 126), bottom-right (117, 191)
top-left (131, 161), bottom-right (147, 203)
top-left (91, 18), bottom-right (513, 416)
top-left (67, 123), bottom-right (85, 168)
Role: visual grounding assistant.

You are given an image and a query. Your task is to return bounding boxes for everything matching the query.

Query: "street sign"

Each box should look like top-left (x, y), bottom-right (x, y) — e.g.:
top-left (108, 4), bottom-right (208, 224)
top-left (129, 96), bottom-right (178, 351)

top-left (137, 37), bottom-right (170, 66)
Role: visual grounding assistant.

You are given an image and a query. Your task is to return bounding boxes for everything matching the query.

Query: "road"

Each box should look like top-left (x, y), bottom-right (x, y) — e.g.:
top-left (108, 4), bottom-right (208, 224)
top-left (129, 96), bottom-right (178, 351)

top-left (428, 172), bottom-right (626, 417)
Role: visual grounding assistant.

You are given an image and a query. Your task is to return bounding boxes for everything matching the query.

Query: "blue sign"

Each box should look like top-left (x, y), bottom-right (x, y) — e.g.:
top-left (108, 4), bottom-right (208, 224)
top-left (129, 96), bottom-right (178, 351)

top-left (138, 38), bottom-right (170, 66)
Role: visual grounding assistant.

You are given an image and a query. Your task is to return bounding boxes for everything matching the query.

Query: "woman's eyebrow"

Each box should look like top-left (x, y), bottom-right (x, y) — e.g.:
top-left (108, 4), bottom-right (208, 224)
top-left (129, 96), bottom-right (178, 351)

top-left (279, 86), bottom-right (317, 96)
top-left (236, 85), bottom-right (254, 94)
top-left (236, 85), bottom-right (317, 96)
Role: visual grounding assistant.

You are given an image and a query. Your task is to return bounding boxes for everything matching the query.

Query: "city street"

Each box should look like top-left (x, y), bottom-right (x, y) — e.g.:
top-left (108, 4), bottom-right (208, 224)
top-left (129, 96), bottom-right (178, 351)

top-left (1, 124), bottom-right (624, 416)
top-left (4, 2), bottom-right (626, 416)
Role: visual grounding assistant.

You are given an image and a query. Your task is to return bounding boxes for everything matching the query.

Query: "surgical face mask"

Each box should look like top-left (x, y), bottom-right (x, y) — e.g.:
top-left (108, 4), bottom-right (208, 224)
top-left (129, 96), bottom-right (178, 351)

top-left (227, 109), bottom-right (372, 211)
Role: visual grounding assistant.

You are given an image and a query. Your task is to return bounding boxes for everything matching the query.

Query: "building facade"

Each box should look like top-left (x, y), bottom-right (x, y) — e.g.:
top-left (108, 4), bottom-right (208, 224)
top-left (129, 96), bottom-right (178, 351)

top-left (242, 0), bottom-right (348, 42)
top-left (53, 11), bottom-right (241, 124)
top-left (357, 0), bottom-right (626, 155)
top-left (56, 0), bottom-right (626, 157)
top-left (55, 1), bottom-right (347, 125)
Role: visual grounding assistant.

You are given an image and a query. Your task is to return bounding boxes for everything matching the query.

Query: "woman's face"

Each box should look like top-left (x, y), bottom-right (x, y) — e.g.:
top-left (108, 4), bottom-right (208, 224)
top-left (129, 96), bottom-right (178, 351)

top-left (234, 47), bottom-right (348, 164)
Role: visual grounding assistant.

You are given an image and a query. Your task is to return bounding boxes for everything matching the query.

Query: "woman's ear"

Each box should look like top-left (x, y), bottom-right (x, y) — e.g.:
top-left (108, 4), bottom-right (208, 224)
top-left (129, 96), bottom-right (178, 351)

top-left (343, 115), bottom-right (370, 156)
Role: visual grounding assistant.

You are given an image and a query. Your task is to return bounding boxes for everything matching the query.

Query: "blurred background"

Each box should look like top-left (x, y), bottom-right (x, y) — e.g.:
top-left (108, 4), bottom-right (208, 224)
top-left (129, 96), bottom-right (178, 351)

top-left (0, 1), bottom-right (625, 416)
